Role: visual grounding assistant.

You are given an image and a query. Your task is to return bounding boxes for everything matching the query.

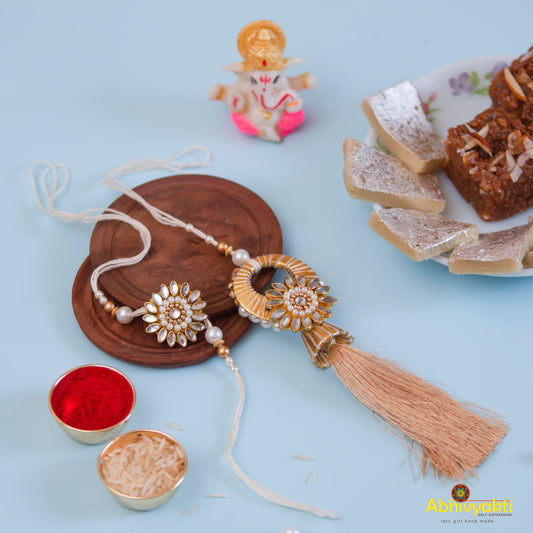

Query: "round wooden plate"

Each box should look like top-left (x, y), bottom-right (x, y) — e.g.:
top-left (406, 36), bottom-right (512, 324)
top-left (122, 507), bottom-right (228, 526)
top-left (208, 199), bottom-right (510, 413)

top-left (72, 174), bottom-right (283, 367)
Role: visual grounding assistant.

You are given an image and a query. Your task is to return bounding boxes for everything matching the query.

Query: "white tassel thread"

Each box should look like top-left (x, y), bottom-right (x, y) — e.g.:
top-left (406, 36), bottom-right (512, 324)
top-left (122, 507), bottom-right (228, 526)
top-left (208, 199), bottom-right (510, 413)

top-left (104, 146), bottom-right (219, 246)
top-left (223, 356), bottom-right (338, 519)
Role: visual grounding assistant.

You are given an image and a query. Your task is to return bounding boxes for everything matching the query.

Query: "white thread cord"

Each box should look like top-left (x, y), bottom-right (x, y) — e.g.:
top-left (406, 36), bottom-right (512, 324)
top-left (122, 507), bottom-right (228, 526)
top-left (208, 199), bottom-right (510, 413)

top-left (104, 146), bottom-right (218, 246)
top-left (223, 357), bottom-right (338, 519)
top-left (29, 160), bottom-right (149, 315)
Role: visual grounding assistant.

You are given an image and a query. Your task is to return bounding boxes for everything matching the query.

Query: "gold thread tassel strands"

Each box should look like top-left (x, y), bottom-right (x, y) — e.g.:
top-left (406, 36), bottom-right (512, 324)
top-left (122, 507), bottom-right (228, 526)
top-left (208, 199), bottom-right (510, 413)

top-left (231, 253), bottom-right (507, 480)
top-left (327, 345), bottom-right (507, 480)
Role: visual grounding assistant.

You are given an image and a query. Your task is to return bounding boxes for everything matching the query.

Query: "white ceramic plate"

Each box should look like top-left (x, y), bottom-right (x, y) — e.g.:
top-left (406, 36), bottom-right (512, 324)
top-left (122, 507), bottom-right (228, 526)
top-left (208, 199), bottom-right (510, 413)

top-left (365, 54), bottom-right (533, 277)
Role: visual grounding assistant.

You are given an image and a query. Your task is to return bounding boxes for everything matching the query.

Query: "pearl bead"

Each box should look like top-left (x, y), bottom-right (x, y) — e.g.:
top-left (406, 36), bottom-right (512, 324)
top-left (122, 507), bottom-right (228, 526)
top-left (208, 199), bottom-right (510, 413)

top-left (185, 223), bottom-right (193, 232)
top-left (284, 527), bottom-right (301, 533)
top-left (205, 235), bottom-right (215, 245)
top-left (260, 320), bottom-right (271, 328)
top-left (95, 290), bottom-right (103, 299)
top-left (116, 306), bottom-right (133, 324)
top-left (98, 296), bottom-right (107, 305)
top-left (231, 248), bottom-right (250, 266)
top-left (238, 307), bottom-right (249, 318)
top-left (205, 326), bottom-right (223, 344)
top-left (249, 316), bottom-right (260, 323)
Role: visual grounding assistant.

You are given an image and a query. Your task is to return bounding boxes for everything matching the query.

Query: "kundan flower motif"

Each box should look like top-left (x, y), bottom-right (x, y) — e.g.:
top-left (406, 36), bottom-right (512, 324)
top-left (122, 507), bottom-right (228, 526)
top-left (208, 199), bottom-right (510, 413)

top-left (142, 281), bottom-right (207, 347)
top-left (265, 275), bottom-right (337, 333)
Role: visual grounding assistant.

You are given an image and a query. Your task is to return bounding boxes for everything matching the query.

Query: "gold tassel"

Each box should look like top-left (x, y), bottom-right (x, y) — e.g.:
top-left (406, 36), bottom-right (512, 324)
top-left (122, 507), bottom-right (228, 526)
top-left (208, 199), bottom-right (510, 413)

top-left (327, 343), bottom-right (507, 479)
top-left (230, 253), bottom-right (507, 479)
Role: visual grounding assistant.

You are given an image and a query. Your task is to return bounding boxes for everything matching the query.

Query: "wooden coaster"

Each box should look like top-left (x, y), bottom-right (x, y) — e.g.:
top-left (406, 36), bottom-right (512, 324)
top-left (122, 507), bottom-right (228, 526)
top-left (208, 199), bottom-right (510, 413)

top-left (72, 174), bottom-right (283, 367)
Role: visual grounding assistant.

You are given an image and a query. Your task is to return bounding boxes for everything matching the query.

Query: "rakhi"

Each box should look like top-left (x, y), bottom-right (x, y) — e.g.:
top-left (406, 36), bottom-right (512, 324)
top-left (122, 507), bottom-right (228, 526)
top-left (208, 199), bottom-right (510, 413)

top-left (30, 151), bottom-right (338, 519)
top-left (31, 148), bottom-right (507, 513)
top-left (102, 148), bottom-right (507, 481)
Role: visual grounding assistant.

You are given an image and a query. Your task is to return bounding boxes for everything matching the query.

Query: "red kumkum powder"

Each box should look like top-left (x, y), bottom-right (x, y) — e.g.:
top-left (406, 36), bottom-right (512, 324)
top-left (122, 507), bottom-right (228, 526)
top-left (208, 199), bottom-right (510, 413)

top-left (51, 366), bottom-right (134, 430)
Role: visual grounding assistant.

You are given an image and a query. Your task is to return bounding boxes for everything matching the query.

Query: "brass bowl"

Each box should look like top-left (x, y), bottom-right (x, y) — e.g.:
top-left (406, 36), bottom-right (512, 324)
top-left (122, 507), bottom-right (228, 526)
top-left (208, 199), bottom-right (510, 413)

top-left (49, 364), bottom-right (135, 445)
top-left (97, 429), bottom-right (187, 511)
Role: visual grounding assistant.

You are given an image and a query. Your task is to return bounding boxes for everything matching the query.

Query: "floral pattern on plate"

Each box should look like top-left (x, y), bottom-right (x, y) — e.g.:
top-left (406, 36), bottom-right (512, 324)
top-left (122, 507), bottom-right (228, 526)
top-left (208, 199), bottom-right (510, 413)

top-left (449, 60), bottom-right (507, 96)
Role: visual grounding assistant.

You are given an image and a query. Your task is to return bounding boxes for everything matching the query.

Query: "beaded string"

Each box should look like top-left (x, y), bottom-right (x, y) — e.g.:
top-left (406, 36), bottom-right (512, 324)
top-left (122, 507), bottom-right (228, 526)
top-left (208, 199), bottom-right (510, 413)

top-left (30, 152), bottom-right (338, 519)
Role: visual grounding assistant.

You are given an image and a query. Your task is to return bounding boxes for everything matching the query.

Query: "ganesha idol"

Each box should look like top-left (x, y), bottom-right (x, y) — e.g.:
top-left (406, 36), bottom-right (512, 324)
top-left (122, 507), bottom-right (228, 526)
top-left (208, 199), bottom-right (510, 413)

top-left (208, 20), bottom-right (317, 142)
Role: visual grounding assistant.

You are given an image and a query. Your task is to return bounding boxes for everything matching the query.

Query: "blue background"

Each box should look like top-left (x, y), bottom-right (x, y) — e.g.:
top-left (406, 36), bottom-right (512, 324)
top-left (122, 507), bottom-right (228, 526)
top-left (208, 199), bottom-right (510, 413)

top-left (1, 1), bottom-right (532, 532)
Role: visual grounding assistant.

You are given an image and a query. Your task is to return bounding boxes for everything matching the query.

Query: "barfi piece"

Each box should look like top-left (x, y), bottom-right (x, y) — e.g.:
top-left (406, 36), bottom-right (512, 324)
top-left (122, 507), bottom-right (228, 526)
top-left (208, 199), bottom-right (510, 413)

top-left (368, 208), bottom-right (478, 261)
top-left (444, 107), bottom-right (533, 221)
top-left (343, 137), bottom-right (445, 213)
top-left (362, 81), bottom-right (446, 173)
top-left (489, 47), bottom-right (533, 126)
top-left (523, 249), bottom-right (533, 268)
top-left (449, 223), bottom-right (533, 274)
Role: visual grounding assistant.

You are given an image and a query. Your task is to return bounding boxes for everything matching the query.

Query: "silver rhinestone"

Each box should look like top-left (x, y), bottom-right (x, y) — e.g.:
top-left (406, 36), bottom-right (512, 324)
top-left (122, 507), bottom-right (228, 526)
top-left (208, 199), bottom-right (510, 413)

top-left (270, 308), bottom-right (286, 320)
top-left (279, 314), bottom-right (291, 329)
top-left (145, 302), bottom-right (157, 314)
top-left (167, 332), bottom-right (176, 347)
top-left (169, 281), bottom-right (179, 296)
top-left (265, 289), bottom-right (282, 298)
top-left (177, 332), bottom-right (187, 347)
top-left (160, 284), bottom-right (170, 298)
top-left (157, 328), bottom-right (168, 343)
top-left (311, 311), bottom-right (323, 322)
top-left (309, 278), bottom-right (320, 289)
top-left (188, 290), bottom-right (201, 303)
top-left (180, 283), bottom-right (190, 297)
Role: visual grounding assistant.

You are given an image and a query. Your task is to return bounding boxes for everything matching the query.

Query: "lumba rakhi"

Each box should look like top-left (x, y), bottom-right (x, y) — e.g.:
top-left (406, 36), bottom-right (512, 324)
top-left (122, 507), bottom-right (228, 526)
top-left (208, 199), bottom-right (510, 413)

top-left (31, 148), bottom-right (507, 518)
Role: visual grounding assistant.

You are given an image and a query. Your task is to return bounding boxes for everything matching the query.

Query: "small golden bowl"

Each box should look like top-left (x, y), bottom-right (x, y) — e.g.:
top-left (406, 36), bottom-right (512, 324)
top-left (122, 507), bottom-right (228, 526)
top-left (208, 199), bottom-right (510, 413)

top-left (49, 364), bottom-right (136, 445)
top-left (97, 429), bottom-right (187, 511)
